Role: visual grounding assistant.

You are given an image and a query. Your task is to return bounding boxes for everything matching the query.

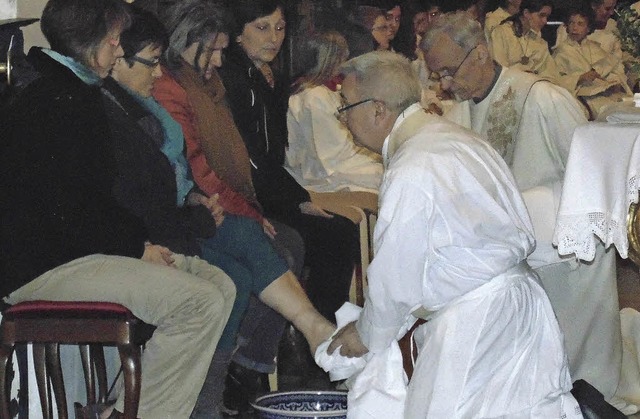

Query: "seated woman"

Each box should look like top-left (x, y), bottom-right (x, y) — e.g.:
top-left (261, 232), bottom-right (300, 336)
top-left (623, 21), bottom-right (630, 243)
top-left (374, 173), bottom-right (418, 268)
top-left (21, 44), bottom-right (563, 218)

top-left (552, 6), bottom-right (631, 119)
top-left (286, 31), bottom-right (382, 194)
top-left (1, 0), bottom-right (235, 417)
top-left (219, 0), bottom-right (359, 323)
top-left (489, 0), bottom-right (560, 83)
top-left (105, 5), bottom-right (334, 417)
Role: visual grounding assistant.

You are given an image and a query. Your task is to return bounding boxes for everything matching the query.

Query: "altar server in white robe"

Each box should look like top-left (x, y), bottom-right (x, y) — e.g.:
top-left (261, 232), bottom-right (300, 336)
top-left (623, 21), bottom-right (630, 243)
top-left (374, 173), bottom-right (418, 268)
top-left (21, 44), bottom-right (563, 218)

top-left (328, 50), bottom-right (580, 419)
top-left (555, 0), bottom-right (622, 61)
top-left (286, 31), bottom-right (383, 194)
top-left (552, 6), bottom-right (631, 118)
top-left (488, 0), bottom-right (560, 83)
top-left (484, 0), bottom-right (521, 41)
top-left (421, 11), bottom-right (639, 414)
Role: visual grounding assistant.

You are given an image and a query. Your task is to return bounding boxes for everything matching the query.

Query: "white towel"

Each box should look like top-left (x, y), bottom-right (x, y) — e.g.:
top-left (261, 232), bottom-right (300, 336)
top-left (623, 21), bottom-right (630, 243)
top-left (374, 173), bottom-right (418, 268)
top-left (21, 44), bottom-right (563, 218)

top-left (314, 303), bottom-right (408, 418)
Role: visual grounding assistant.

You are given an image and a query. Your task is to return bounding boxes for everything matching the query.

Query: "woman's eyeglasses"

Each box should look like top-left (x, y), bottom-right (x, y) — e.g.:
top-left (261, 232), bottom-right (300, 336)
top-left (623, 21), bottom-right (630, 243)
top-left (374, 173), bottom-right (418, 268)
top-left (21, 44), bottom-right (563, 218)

top-left (129, 55), bottom-right (161, 69)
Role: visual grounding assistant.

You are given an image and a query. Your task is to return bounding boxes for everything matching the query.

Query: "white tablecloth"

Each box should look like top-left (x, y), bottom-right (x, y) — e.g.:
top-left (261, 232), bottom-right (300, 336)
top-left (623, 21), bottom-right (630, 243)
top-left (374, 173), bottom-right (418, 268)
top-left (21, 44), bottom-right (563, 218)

top-left (553, 122), bottom-right (640, 261)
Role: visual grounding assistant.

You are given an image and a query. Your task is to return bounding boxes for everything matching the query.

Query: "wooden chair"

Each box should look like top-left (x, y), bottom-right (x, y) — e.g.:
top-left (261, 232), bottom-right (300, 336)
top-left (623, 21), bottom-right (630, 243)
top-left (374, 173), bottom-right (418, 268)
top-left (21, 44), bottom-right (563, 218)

top-left (0, 301), bottom-right (155, 419)
top-left (309, 190), bottom-right (378, 306)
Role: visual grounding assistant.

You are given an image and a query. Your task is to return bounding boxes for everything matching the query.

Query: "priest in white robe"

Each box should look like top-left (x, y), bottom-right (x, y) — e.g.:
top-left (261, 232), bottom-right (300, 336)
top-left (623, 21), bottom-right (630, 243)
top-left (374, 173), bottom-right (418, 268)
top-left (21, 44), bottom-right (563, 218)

top-left (327, 50), bottom-right (580, 419)
top-left (421, 11), bottom-right (639, 414)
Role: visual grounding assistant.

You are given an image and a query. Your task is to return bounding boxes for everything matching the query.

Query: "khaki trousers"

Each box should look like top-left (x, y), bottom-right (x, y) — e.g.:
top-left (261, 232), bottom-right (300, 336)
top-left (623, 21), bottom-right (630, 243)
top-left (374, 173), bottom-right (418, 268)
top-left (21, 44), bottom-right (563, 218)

top-left (5, 254), bottom-right (235, 418)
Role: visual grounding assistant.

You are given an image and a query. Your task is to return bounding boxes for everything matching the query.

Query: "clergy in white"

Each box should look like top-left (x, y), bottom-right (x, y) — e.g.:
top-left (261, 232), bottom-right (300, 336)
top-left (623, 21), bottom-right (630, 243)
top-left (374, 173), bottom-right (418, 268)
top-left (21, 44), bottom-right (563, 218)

top-left (327, 50), bottom-right (580, 418)
top-left (422, 11), bottom-right (639, 414)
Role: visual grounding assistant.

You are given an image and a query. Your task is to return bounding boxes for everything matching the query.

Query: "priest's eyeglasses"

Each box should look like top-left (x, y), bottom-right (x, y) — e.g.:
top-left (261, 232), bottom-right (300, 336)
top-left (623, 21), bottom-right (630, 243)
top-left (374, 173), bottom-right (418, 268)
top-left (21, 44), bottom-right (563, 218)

top-left (438, 46), bottom-right (477, 81)
top-left (130, 55), bottom-right (161, 69)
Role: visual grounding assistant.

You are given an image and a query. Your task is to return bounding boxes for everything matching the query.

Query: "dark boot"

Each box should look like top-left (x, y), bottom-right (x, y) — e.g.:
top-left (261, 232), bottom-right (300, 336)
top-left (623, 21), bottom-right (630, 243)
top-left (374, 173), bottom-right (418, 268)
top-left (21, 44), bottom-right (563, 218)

top-left (223, 362), bottom-right (270, 416)
top-left (277, 324), bottom-right (333, 391)
top-left (190, 349), bottom-right (234, 419)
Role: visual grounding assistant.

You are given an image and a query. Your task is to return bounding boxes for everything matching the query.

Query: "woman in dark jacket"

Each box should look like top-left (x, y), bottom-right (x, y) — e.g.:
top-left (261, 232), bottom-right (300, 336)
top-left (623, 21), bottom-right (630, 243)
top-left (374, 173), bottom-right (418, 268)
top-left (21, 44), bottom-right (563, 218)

top-left (220, 0), bottom-right (359, 324)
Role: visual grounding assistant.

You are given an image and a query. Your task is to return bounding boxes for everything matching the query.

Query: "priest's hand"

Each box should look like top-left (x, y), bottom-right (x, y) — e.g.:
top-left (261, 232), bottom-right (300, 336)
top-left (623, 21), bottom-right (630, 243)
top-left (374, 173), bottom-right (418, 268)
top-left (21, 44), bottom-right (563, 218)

top-left (327, 321), bottom-right (369, 358)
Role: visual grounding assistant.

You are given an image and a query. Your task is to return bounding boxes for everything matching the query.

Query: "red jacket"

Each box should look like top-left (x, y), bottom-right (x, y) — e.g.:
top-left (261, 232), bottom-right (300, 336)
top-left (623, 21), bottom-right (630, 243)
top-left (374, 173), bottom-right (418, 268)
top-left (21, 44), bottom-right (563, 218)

top-left (153, 66), bottom-right (264, 223)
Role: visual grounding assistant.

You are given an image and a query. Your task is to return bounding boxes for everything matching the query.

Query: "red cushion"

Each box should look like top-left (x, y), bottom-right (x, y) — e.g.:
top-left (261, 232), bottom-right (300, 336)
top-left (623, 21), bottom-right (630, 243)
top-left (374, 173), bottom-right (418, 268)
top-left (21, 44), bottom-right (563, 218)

top-left (4, 301), bottom-right (134, 319)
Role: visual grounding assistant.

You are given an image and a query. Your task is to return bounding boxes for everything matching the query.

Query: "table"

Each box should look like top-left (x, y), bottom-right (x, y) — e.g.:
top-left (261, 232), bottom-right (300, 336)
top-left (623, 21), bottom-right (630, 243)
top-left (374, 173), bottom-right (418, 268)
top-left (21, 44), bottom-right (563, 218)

top-left (552, 122), bottom-right (640, 261)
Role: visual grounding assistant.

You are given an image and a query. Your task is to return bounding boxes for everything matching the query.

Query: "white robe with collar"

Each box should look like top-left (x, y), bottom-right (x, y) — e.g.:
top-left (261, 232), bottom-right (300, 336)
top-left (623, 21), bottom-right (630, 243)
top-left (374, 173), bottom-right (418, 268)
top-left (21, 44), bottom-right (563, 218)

top-left (489, 22), bottom-right (560, 83)
top-left (286, 85), bottom-right (383, 193)
top-left (356, 104), bottom-right (580, 418)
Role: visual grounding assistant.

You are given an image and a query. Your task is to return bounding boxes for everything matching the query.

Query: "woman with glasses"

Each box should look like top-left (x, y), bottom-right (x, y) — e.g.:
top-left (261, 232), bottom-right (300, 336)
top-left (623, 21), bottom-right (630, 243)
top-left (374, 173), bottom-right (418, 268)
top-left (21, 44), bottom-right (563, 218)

top-left (286, 30), bottom-right (382, 194)
top-left (488, 0), bottom-right (560, 83)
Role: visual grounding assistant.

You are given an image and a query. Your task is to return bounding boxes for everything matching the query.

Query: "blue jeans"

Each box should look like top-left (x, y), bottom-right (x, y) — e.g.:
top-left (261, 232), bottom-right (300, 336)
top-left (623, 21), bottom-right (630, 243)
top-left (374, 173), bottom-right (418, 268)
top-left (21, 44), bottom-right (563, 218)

top-left (199, 215), bottom-right (288, 351)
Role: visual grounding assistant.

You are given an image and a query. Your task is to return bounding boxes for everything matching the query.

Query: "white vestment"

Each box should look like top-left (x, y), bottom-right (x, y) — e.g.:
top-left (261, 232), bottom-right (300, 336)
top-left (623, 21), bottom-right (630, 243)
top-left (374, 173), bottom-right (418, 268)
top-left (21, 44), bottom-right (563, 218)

top-left (286, 85), bottom-right (383, 193)
top-left (555, 19), bottom-right (622, 61)
top-left (446, 67), bottom-right (637, 411)
top-left (484, 7), bottom-right (511, 41)
top-left (356, 104), bottom-right (580, 418)
top-left (553, 38), bottom-right (630, 95)
top-left (553, 38), bottom-right (631, 119)
top-left (489, 22), bottom-right (560, 83)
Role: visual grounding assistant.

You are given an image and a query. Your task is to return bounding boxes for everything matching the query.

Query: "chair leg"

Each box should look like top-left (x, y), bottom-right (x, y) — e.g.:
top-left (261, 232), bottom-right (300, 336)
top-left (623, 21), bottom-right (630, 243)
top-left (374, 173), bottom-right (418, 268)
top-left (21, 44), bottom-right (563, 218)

top-left (0, 342), bottom-right (15, 419)
top-left (46, 343), bottom-right (68, 419)
top-left (91, 345), bottom-right (109, 404)
top-left (15, 344), bottom-right (28, 419)
top-left (33, 343), bottom-right (52, 419)
top-left (118, 344), bottom-right (142, 419)
top-left (79, 344), bottom-right (96, 406)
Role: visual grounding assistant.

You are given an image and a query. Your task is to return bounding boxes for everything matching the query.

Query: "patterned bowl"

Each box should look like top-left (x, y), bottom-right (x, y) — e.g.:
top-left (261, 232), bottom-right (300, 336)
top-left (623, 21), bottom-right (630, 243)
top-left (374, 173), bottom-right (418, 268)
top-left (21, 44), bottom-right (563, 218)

top-left (251, 390), bottom-right (348, 418)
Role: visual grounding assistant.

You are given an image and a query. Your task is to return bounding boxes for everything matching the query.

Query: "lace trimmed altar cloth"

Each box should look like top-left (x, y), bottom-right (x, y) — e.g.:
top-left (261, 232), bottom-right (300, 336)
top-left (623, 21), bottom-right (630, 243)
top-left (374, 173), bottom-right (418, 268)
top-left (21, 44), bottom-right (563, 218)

top-left (553, 122), bottom-right (640, 261)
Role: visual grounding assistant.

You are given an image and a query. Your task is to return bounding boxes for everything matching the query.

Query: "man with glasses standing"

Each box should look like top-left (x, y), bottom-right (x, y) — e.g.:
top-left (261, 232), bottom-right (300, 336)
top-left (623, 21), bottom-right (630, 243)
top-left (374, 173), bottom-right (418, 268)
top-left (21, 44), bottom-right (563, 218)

top-left (327, 50), bottom-right (580, 418)
top-left (421, 11), bottom-right (639, 415)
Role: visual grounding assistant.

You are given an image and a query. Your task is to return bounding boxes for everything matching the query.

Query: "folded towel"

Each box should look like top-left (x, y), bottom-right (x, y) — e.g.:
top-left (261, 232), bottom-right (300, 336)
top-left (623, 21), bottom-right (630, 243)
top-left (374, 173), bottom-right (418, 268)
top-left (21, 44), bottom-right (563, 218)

top-left (314, 302), bottom-right (367, 381)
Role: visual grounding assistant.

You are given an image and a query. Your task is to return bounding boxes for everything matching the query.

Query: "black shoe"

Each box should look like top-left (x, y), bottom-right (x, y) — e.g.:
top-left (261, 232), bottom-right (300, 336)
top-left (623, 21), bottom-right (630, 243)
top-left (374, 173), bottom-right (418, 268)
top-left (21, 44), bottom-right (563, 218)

top-left (223, 362), bottom-right (270, 415)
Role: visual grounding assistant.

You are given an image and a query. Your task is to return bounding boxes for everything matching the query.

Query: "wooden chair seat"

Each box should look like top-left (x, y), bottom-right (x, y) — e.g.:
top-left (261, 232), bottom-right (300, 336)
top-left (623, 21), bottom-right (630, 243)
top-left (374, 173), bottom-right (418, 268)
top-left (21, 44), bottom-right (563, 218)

top-left (0, 300), bottom-right (155, 419)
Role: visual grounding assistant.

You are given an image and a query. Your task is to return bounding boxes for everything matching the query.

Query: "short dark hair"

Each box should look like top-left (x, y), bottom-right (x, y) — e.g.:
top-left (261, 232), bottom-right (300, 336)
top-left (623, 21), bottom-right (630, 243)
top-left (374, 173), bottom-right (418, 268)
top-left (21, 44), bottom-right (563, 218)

top-left (120, 5), bottom-right (168, 66)
top-left (161, 0), bottom-right (233, 71)
top-left (41, 0), bottom-right (131, 67)
top-left (564, 5), bottom-right (596, 34)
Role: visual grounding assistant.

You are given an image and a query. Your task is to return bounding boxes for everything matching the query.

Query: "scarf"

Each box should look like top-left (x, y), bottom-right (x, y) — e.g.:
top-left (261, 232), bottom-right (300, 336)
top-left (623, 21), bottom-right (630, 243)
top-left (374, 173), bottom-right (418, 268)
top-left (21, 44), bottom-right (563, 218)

top-left (133, 92), bottom-right (195, 206)
top-left (42, 49), bottom-right (103, 86)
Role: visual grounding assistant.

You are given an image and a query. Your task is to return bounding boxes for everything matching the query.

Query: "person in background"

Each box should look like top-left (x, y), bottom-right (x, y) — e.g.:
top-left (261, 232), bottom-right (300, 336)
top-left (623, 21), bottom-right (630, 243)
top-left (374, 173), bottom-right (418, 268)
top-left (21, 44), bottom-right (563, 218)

top-left (484, 0), bottom-right (522, 40)
top-left (286, 30), bottom-right (383, 194)
top-left (555, 0), bottom-right (621, 61)
top-left (422, 11), bottom-right (640, 415)
top-left (0, 0), bottom-right (234, 417)
top-left (552, 5), bottom-right (630, 119)
top-left (393, 0), bottom-right (437, 60)
top-left (325, 50), bottom-right (580, 419)
top-left (351, 5), bottom-right (393, 51)
top-left (107, 4), bottom-right (335, 417)
top-left (489, 0), bottom-right (560, 83)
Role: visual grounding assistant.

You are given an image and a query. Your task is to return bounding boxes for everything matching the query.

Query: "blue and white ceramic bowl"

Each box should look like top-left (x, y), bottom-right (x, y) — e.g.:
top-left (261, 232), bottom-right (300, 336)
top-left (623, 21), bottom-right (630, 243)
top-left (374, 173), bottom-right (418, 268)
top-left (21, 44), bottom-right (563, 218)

top-left (251, 390), bottom-right (348, 418)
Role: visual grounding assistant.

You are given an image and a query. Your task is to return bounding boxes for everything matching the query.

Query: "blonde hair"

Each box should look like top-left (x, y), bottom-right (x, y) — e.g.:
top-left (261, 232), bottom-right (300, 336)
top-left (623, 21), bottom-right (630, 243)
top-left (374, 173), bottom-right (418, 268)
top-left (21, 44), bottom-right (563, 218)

top-left (293, 31), bottom-right (349, 94)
